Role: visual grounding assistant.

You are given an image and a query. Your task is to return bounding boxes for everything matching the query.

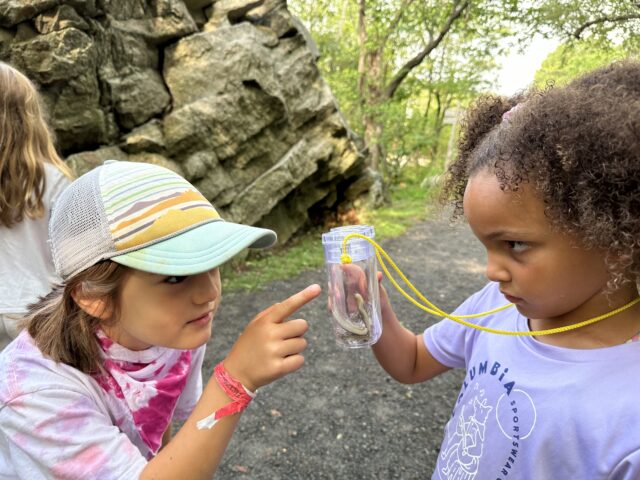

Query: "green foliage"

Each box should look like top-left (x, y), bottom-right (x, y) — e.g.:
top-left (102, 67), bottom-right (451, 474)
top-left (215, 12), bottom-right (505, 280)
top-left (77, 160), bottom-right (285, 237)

top-left (288, 0), bottom-right (639, 184)
top-left (289, 0), bottom-right (515, 182)
top-left (522, 1), bottom-right (640, 43)
top-left (222, 165), bottom-right (435, 291)
top-left (534, 39), bottom-right (638, 88)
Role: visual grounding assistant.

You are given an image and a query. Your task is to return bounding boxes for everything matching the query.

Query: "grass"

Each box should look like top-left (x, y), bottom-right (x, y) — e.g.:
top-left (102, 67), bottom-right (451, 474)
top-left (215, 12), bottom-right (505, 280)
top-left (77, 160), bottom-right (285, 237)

top-left (221, 165), bottom-right (440, 291)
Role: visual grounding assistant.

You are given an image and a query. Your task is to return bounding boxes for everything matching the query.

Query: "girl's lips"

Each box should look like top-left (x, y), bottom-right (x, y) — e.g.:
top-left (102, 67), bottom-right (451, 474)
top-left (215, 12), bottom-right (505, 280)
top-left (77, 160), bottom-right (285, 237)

top-left (188, 311), bottom-right (212, 326)
top-left (502, 292), bottom-right (523, 304)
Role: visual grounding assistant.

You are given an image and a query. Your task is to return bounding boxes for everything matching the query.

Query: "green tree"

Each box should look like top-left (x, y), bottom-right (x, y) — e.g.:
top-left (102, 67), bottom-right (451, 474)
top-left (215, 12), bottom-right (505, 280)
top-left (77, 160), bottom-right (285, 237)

top-left (534, 38), bottom-right (638, 88)
top-left (291, 0), bottom-right (515, 184)
top-left (523, 1), bottom-right (640, 42)
top-left (289, 0), bottom-right (639, 188)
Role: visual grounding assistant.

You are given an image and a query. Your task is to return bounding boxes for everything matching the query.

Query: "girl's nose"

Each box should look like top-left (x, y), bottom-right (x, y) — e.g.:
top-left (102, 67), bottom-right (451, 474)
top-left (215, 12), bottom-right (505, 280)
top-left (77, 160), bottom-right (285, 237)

top-left (485, 253), bottom-right (510, 283)
top-left (193, 268), bottom-right (220, 305)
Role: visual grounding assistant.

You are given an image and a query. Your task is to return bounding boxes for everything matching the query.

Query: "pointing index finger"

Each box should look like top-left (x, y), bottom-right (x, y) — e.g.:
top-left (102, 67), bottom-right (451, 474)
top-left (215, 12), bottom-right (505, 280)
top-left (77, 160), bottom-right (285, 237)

top-left (267, 284), bottom-right (321, 322)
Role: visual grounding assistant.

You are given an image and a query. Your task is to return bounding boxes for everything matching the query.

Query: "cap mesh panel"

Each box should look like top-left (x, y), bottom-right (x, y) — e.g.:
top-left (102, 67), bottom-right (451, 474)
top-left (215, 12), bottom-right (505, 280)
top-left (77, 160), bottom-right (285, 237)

top-left (50, 167), bottom-right (115, 279)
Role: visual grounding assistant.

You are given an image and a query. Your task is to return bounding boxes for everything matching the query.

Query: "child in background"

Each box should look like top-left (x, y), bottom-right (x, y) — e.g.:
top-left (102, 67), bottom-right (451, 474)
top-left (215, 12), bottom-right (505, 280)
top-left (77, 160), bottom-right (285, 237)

top-left (370, 61), bottom-right (640, 478)
top-left (0, 160), bottom-right (321, 479)
top-left (0, 61), bottom-right (73, 350)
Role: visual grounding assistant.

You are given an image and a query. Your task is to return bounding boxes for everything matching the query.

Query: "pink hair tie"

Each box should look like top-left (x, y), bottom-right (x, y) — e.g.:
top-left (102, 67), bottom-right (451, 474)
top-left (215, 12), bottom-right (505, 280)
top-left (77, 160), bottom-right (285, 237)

top-left (502, 103), bottom-right (523, 122)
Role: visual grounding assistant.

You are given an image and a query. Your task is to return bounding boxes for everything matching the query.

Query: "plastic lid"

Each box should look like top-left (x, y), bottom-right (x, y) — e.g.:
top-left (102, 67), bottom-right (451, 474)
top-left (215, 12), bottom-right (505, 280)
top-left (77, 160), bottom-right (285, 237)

top-left (322, 225), bottom-right (375, 263)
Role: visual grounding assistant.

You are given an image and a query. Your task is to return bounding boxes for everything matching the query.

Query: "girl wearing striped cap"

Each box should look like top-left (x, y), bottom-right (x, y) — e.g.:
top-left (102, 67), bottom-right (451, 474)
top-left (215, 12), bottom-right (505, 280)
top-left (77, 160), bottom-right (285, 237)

top-left (0, 160), bottom-right (321, 479)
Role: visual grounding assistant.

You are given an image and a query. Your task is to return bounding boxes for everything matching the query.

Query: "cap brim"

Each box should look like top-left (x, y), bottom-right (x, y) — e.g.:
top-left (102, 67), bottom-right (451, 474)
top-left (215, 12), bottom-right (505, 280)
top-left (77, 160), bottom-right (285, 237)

top-left (110, 220), bottom-right (277, 275)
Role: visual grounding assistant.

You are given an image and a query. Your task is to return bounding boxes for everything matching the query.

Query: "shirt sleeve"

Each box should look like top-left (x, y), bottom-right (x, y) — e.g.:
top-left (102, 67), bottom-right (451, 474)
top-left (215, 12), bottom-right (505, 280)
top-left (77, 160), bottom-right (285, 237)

top-left (173, 344), bottom-right (205, 421)
top-left (423, 282), bottom-right (500, 369)
top-left (0, 386), bottom-right (147, 480)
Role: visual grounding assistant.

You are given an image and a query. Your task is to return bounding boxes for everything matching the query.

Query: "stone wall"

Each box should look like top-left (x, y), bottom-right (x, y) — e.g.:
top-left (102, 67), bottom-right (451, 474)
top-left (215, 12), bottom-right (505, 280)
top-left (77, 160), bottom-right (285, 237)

top-left (0, 0), bottom-right (371, 244)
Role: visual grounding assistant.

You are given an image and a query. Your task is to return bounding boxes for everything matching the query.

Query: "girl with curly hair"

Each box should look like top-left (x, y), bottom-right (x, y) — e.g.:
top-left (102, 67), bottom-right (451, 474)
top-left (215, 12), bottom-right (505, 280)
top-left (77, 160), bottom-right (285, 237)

top-left (371, 60), bottom-right (640, 478)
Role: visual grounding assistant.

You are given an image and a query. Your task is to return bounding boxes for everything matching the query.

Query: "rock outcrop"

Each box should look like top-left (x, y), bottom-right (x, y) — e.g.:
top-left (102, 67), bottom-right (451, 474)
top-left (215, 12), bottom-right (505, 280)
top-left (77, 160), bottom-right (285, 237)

top-left (0, 0), bottom-right (371, 244)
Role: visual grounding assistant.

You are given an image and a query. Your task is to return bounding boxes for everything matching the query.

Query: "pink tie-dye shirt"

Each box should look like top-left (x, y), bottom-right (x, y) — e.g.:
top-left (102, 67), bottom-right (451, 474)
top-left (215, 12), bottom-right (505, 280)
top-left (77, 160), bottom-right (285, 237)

top-left (0, 330), bottom-right (204, 479)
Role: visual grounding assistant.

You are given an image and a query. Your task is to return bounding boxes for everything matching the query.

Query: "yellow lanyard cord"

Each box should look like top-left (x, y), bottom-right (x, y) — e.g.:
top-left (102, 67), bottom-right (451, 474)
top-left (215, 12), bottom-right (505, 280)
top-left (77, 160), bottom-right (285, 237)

top-left (340, 233), bottom-right (640, 336)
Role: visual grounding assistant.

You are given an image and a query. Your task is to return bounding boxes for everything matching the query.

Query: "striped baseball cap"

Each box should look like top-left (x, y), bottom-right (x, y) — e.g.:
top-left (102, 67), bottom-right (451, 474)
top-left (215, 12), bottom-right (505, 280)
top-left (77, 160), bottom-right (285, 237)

top-left (50, 160), bottom-right (276, 279)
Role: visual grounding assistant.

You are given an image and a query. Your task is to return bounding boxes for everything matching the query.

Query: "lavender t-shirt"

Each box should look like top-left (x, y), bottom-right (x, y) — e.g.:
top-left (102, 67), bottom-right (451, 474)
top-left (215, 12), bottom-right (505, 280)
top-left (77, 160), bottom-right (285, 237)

top-left (424, 282), bottom-right (640, 480)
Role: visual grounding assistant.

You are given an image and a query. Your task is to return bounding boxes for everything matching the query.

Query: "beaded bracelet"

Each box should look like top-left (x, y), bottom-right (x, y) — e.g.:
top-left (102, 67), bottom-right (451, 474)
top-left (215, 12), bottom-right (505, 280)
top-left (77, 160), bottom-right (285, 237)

top-left (196, 362), bottom-right (256, 430)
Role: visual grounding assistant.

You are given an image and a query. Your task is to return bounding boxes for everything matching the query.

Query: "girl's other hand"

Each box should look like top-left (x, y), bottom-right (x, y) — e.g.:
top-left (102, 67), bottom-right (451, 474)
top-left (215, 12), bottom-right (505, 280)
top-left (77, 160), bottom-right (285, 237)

top-left (223, 284), bottom-right (321, 391)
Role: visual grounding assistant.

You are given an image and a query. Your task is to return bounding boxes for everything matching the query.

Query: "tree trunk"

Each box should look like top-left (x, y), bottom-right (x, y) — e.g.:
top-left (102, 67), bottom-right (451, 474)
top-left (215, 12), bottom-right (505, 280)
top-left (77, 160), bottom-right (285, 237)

top-left (356, 0), bottom-right (367, 125)
top-left (364, 116), bottom-right (384, 173)
top-left (363, 47), bottom-right (385, 174)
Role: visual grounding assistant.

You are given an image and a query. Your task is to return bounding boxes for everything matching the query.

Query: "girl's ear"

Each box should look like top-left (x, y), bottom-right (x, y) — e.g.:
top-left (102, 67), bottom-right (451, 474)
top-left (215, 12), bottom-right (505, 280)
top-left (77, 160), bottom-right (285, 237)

top-left (71, 285), bottom-right (113, 320)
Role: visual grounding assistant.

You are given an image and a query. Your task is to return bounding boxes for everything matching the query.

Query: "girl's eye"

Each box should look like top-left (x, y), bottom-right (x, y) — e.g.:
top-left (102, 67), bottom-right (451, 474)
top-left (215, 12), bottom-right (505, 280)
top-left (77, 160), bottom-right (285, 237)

top-left (164, 276), bottom-right (187, 284)
top-left (507, 241), bottom-right (528, 253)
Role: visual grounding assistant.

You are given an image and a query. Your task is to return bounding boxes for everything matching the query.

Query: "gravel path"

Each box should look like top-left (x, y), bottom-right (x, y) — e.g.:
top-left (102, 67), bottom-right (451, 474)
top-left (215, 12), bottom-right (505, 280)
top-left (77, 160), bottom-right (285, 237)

top-left (204, 213), bottom-right (488, 479)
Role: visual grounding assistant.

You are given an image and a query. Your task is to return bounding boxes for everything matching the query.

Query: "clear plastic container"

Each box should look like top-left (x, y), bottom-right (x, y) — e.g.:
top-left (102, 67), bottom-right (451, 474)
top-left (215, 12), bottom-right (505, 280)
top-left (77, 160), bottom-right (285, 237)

top-left (322, 225), bottom-right (382, 348)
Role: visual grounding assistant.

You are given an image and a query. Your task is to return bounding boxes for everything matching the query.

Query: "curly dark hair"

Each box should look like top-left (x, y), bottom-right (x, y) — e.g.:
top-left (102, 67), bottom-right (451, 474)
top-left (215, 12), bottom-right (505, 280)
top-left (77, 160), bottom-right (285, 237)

top-left (441, 60), bottom-right (640, 288)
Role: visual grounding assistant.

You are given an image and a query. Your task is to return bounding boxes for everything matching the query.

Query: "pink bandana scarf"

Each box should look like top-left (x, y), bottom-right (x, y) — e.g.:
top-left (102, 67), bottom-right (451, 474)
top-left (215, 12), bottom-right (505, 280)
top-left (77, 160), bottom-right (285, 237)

top-left (92, 330), bottom-right (192, 457)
